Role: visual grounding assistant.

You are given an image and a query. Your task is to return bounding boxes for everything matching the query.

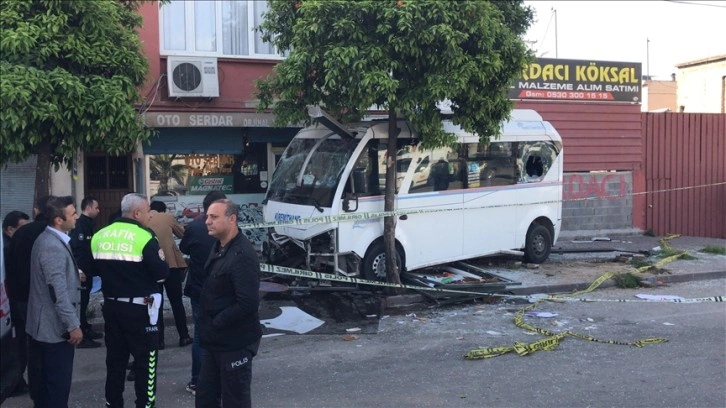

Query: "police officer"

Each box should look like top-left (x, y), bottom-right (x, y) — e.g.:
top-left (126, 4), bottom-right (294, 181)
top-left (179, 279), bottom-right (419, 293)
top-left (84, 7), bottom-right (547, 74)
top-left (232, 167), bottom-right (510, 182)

top-left (92, 193), bottom-right (169, 408)
top-left (69, 196), bottom-right (103, 348)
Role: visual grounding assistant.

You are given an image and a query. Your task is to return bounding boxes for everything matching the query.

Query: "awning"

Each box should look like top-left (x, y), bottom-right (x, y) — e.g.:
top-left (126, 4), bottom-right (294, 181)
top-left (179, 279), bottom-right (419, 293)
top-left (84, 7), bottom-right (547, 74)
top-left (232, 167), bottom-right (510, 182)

top-left (143, 128), bottom-right (244, 154)
top-left (143, 127), bottom-right (301, 154)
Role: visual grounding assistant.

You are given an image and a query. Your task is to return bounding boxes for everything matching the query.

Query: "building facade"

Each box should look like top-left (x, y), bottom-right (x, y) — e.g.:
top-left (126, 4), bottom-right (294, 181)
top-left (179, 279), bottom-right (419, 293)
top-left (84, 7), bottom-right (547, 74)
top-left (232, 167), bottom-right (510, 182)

top-left (676, 54), bottom-right (726, 113)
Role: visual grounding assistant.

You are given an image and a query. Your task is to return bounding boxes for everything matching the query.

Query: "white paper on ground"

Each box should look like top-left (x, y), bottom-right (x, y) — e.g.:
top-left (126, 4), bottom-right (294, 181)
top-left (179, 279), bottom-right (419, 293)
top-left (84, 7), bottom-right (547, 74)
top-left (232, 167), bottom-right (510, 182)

top-left (524, 311), bottom-right (559, 318)
top-left (260, 306), bottom-right (325, 334)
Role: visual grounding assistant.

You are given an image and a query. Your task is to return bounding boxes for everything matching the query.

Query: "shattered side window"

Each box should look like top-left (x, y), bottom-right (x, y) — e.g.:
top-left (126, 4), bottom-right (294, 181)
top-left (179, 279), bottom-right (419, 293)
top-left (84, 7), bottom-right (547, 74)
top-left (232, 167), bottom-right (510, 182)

top-left (517, 141), bottom-right (560, 183)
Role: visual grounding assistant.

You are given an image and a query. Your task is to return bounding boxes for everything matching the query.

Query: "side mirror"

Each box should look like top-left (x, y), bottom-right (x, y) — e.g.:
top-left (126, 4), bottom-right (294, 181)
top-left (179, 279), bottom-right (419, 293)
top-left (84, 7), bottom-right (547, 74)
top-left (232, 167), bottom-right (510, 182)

top-left (343, 192), bottom-right (358, 212)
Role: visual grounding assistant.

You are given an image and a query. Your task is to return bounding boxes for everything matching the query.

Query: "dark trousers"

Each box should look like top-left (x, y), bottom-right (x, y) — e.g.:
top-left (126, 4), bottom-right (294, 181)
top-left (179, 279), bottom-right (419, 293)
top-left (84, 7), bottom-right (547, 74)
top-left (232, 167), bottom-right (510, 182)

top-left (190, 299), bottom-right (205, 385)
top-left (195, 341), bottom-right (259, 408)
top-left (79, 274), bottom-right (93, 332)
top-left (158, 268), bottom-right (189, 344)
top-left (103, 300), bottom-right (159, 408)
top-left (10, 301), bottom-right (28, 384)
top-left (27, 337), bottom-right (75, 408)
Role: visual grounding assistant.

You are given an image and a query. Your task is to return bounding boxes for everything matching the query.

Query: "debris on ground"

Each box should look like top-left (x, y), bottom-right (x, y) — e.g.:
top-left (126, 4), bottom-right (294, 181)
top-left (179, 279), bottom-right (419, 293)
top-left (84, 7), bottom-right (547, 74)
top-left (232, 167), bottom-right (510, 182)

top-left (524, 311), bottom-right (558, 318)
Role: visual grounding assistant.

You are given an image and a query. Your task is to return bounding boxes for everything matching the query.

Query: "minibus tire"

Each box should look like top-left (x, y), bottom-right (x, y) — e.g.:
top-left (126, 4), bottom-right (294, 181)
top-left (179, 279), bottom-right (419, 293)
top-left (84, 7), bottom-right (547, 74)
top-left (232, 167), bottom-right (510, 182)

top-left (524, 224), bottom-right (552, 264)
top-left (362, 242), bottom-right (402, 282)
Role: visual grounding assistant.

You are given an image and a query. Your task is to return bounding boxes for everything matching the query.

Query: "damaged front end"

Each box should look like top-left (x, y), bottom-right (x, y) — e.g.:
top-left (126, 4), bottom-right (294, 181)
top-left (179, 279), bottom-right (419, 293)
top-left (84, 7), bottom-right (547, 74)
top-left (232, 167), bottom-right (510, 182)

top-left (262, 228), bottom-right (362, 288)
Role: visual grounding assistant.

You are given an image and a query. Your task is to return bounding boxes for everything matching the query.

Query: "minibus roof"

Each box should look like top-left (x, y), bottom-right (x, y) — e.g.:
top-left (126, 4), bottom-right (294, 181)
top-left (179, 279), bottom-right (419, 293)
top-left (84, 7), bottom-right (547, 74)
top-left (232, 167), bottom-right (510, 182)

top-left (305, 109), bottom-right (559, 141)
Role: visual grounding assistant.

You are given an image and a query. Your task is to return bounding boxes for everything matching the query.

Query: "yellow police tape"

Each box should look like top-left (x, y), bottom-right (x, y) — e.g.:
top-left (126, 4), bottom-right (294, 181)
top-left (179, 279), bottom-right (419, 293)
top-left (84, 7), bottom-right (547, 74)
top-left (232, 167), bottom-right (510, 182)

top-left (463, 236), bottom-right (716, 360)
top-left (260, 263), bottom-right (522, 297)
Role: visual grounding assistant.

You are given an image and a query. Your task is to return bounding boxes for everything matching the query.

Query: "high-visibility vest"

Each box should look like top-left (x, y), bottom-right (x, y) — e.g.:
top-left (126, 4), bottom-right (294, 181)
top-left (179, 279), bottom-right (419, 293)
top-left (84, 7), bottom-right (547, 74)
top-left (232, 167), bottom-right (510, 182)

top-left (91, 222), bottom-right (153, 263)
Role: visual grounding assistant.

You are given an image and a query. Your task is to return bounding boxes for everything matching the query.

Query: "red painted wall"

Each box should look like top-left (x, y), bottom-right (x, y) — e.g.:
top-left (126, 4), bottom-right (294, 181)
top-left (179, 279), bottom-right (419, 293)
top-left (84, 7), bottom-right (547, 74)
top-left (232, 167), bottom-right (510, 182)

top-left (137, 2), bottom-right (278, 114)
top-left (514, 101), bottom-right (642, 172)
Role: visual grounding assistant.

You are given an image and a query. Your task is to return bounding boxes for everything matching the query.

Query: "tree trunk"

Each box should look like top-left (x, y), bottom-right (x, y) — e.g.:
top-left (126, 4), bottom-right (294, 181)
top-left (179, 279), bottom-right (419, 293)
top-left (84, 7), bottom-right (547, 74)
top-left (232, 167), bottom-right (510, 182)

top-left (34, 139), bottom-right (51, 205)
top-left (384, 107), bottom-right (401, 285)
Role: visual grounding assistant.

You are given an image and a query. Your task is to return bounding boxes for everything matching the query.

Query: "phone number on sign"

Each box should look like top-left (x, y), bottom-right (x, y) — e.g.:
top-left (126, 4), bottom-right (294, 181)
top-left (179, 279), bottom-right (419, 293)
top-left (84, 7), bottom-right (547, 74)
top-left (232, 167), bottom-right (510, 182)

top-left (524, 90), bottom-right (614, 100)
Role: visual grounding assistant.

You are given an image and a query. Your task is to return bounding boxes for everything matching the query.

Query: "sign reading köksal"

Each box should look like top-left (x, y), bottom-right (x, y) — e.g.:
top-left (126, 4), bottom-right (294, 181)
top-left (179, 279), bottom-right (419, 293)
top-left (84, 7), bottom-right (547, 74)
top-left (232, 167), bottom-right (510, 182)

top-left (508, 58), bottom-right (642, 103)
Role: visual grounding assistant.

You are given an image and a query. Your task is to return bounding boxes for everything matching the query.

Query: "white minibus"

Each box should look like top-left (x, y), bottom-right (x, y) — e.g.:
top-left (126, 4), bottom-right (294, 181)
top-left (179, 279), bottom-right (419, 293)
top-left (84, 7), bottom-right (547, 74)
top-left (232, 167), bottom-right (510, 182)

top-left (262, 109), bottom-right (563, 281)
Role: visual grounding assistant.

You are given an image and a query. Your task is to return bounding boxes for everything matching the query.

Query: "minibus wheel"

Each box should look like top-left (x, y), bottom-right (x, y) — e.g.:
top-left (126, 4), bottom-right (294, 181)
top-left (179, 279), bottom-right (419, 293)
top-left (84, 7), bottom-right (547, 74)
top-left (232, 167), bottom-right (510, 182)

top-left (524, 224), bottom-right (552, 264)
top-left (362, 242), bottom-right (402, 282)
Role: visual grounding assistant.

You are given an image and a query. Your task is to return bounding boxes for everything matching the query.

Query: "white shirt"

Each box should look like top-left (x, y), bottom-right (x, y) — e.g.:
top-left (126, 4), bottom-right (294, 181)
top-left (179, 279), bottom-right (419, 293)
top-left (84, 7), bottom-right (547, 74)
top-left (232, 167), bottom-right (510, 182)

top-left (46, 226), bottom-right (71, 246)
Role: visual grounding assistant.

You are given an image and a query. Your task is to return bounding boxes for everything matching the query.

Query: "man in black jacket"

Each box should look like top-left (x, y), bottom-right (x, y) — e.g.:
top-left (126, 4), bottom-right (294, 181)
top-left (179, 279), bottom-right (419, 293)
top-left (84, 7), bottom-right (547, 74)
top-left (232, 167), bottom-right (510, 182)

top-left (179, 190), bottom-right (226, 396)
top-left (69, 196), bottom-right (103, 348)
top-left (195, 199), bottom-right (261, 408)
top-left (6, 196), bottom-right (51, 397)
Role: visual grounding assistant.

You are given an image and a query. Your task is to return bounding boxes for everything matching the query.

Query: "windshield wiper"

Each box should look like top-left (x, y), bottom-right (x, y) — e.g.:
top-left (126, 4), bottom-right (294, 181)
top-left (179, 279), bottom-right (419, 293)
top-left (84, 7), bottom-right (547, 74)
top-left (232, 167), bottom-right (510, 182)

top-left (311, 197), bottom-right (323, 213)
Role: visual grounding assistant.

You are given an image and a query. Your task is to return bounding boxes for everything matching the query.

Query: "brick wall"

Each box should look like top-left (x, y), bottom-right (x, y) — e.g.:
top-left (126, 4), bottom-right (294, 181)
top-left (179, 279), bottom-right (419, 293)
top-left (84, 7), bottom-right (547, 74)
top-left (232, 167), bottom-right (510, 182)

top-left (561, 171), bottom-right (635, 234)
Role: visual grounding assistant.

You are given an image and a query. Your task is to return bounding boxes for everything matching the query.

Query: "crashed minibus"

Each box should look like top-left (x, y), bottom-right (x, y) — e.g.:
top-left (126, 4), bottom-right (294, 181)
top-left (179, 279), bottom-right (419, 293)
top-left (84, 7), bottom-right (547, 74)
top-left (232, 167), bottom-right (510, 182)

top-left (262, 109), bottom-right (563, 281)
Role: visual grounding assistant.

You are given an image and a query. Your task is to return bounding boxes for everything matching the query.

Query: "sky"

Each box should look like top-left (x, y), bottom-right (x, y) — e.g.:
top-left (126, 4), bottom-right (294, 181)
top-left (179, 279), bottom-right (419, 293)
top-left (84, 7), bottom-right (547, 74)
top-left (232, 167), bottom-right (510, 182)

top-left (523, 1), bottom-right (726, 79)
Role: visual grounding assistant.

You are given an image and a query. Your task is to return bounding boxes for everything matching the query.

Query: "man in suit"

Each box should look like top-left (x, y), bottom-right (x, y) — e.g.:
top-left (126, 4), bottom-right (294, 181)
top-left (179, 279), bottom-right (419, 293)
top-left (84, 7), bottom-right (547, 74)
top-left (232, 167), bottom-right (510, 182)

top-left (148, 200), bottom-right (191, 349)
top-left (26, 196), bottom-right (83, 407)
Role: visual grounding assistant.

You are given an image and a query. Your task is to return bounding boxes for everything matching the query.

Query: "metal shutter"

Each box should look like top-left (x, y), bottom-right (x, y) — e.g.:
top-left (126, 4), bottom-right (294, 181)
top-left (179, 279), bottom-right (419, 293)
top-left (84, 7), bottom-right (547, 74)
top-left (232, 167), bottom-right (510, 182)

top-left (1, 156), bottom-right (37, 220)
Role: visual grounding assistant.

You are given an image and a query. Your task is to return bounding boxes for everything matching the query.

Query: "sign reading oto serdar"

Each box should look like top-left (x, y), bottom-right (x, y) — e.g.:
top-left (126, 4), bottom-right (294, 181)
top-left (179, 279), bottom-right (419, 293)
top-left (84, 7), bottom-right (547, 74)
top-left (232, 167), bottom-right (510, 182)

top-left (508, 58), bottom-right (642, 103)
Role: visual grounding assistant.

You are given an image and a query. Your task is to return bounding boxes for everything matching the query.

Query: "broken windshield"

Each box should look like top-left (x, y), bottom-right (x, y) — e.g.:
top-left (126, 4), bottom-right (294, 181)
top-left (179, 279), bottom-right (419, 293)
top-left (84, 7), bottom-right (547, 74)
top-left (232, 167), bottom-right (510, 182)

top-left (266, 135), bottom-right (359, 208)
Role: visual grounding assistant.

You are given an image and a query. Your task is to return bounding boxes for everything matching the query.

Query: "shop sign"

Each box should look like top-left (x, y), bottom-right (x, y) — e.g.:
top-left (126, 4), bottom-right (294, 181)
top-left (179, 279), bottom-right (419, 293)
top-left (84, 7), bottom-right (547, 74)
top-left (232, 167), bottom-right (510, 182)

top-left (146, 112), bottom-right (275, 128)
top-left (187, 175), bottom-right (234, 195)
top-left (508, 58), bottom-right (642, 103)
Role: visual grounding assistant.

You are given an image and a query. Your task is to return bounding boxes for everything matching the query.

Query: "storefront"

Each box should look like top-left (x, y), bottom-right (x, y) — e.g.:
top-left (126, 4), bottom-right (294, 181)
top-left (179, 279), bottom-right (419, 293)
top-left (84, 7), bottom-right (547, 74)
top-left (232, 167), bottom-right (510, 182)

top-left (142, 112), bottom-right (300, 248)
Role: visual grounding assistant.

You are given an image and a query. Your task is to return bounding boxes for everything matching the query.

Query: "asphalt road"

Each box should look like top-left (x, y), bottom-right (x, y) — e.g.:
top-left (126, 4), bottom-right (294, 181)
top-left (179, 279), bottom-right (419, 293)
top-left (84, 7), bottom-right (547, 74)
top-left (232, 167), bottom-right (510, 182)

top-left (3, 279), bottom-right (725, 408)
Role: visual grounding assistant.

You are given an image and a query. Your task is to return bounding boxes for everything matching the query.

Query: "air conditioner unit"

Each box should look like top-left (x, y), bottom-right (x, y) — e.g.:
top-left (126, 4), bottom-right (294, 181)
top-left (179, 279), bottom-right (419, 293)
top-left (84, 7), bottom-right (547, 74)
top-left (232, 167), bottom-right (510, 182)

top-left (167, 56), bottom-right (220, 98)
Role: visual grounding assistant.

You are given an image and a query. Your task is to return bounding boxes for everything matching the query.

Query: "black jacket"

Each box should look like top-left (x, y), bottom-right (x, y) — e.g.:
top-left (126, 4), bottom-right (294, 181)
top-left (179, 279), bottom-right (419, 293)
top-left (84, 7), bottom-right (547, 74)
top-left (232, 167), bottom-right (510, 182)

top-left (198, 230), bottom-right (261, 352)
top-left (7, 219), bottom-right (47, 303)
top-left (69, 214), bottom-right (98, 277)
top-left (180, 216), bottom-right (216, 301)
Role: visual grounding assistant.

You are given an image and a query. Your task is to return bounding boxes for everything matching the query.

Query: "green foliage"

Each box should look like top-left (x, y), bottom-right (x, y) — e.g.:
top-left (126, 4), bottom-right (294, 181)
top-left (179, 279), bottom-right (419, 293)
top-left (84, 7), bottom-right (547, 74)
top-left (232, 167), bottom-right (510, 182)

top-left (0, 0), bottom-right (152, 167)
top-left (613, 272), bottom-right (641, 289)
top-left (149, 154), bottom-right (187, 193)
top-left (654, 245), bottom-right (695, 260)
top-left (699, 245), bottom-right (726, 255)
top-left (256, 0), bottom-right (534, 147)
top-left (628, 258), bottom-right (652, 269)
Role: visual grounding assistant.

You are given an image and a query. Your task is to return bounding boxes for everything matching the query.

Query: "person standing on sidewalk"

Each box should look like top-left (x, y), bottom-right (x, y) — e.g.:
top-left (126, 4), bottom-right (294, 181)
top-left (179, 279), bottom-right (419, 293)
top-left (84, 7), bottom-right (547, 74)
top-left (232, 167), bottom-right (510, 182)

top-left (196, 199), bottom-right (261, 408)
top-left (148, 200), bottom-right (192, 349)
top-left (6, 196), bottom-right (51, 397)
top-left (92, 193), bottom-right (169, 408)
top-left (179, 190), bottom-right (226, 396)
top-left (25, 196), bottom-right (84, 407)
top-left (69, 196), bottom-right (103, 348)
top-left (3, 210), bottom-right (30, 251)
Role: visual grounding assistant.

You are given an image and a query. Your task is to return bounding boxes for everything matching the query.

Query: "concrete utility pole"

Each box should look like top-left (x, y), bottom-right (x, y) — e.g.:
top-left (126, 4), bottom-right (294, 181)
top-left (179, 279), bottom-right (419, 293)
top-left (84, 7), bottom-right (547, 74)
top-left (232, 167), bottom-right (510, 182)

top-left (646, 38), bottom-right (651, 79)
top-left (553, 8), bottom-right (558, 58)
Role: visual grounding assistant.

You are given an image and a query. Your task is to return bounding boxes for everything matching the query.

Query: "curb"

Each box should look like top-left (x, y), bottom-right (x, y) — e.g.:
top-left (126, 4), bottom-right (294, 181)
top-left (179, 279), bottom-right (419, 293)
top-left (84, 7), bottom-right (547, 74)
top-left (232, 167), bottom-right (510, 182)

top-left (508, 270), bottom-right (726, 296)
top-left (383, 270), bottom-right (726, 309)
